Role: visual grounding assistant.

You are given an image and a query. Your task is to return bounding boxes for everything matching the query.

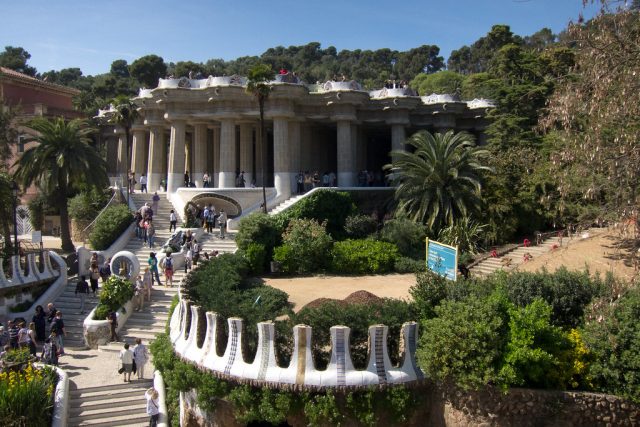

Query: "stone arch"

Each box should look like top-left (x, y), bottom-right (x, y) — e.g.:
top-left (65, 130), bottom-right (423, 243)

top-left (187, 193), bottom-right (243, 218)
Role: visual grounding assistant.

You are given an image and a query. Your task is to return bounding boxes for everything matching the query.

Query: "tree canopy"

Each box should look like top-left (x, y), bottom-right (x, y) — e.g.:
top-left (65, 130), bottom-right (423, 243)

top-left (0, 46), bottom-right (37, 76)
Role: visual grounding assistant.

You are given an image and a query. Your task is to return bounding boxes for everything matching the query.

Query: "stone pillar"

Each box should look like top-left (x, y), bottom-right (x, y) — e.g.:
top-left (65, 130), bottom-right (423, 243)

top-left (273, 118), bottom-right (291, 197)
top-left (255, 126), bottom-right (264, 186)
top-left (167, 120), bottom-right (186, 194)
top-left (147, 127), bottom-right (165, 192)
top-left (239, 123), bottom-right (254, 186)
top-left (184, 134), bottom-right (192, 179)
top-left (105, 136), bottom-right (119, 176)
top-left (116, 132), bottom-right (127, 185)
top-left (193, 124), bottom-right (208, 187)
top-left (289, 121), bottom-right (301, 191)
top-left (218, 119), bottom-right (236, 188)
top-left (211, 126), bottom-right (220, 188)
top-left (337, 120), bottom-right (356, 187)
top-left (131, 129), bottom-right (147, 190)
top-left (391, 124), bottom-right (406, 152)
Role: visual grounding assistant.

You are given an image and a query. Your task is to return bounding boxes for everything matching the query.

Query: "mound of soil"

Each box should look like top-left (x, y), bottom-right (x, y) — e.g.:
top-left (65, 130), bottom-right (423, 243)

top-left (301, 290), bottom-right (383, 311)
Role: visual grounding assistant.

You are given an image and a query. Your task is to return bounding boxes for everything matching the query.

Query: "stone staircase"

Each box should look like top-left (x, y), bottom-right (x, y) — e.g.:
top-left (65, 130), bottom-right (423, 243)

top-left (51, 277), bottom-right (100, 349)
top-left (67, 380), bottom-right (153, 426)
top-left (470, 236), bottom-right (562, 277)
top-left (269, 193), bottom-right (306, 215)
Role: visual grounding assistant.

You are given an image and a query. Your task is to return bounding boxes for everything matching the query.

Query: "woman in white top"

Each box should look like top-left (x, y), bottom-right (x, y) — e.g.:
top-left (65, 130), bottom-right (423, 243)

top-left (133, 338), bottom-right (149, 379)
top-left (143, 267), bottom-right (152, 303)
top-left (118, 343), bottom-right (134, 382)
top-left (145, 387), bottom-right (160, 426)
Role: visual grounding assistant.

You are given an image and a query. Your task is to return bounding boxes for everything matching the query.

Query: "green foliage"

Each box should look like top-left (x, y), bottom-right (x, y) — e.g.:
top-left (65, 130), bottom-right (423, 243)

top-left (0, 46), bottom-right (37, 76)
top-left (330, 239), bottom-right (398, 274)
top-left (277, 189), bottom-right (356, 238)
top-left (386, 130), bottom-right (492, 234)
top-left (93, 275), bottom-right (134, 320)
top-left (242, 243), bottom-right (267, 275)
top-left (235, 213), bottom-right (283, 270)
top-left (129, 54), bottom-right (167, 88)
top-left (418, 291), bottom-right (511, 390)
top-left (89, 204), bottom-right (132, 250)
top-left (68, 188), bottom-right (111, 221)
top-left (436, 217), bottom-right (486, 254)
top-left (0, 364), bottom-right (58, 427)
top-left (345, 390), bottom-right (376, 427)
top-left (272, 218), bottom-right (333, 274)
top-left (304, 392), bottom-right (343, 427)
top-left (410, 70), bottom-right (466, 96)
top-left (410, 270), bottom-right (449, 318)
top-left (582, 287), bottom-right (640, 403)
top-left (379, 218), bottom-right (427, 260)
top-left (394, 256), bottom-right (425, 274)
top-left (344, 214), bottom-right (378, 239)
top-left (293, 299), bottom-right (416, 369)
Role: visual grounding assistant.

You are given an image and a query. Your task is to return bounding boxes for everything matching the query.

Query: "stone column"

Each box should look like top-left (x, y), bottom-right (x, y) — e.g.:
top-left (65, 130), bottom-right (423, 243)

top-left (273, 117), bottom-right (291, 197)
top-left (239, 123), bottom-right (254, 187)
top-left (131, 128), bottom-right (147, 190)
top-left (255, 126), bottom-right (264, 186)
top-left (193, 123), bottom-right (208, 187)
top-left (218, 119), bottom-right (236, 188)
top-left (337, 120), bottom-right (356, 187)
top-left (211, 126), bottom-right (220, 187)
top-left (116, 132), bottom-right (127, 185)
top-left (391, 124), bottom-right (406, 152)
top-left (147, 126), bottom-right (165, 192)
top-left (184, 134), bottom-right (192, 179)
top-left (167, 120), bottom-right (186, 194)
top-left (289, 121), bottom-right (301, 191)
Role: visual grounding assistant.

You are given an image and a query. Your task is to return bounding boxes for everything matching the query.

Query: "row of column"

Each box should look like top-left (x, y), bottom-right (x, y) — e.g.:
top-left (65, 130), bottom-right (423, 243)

top-left (118, 119), bottom-right (409, 197)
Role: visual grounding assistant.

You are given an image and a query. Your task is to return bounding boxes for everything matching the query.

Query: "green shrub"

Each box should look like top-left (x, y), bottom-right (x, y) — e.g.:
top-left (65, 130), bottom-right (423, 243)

top-left (272, 219), bottom-right (333, 274)
top-left (89, 204), bottom-right (132, 250)
top-left (344, 214), bottom-right (378, 239)
top-left (93, 275), bottom-right (134, 320)
top-left (394, 256), bottom-right (425, 274)
top-left (235, 213), bottom-right (283, 262)
top-left (330, 239), bottom-right (398, 274)
top-left (68, 188), bottom-right (111, 221)
top-left (277, 189), bottom-right (356, 238)
top-left (0, 363), bottom-right (58, 427)
top-left (582, 287), bottom-right (640, 403)
top-left (380, 218), bottom-right (427, 259)
top-left (436, 217), bottom-right (486, 254)
top-left (242, 243), bottom-right (267, 275)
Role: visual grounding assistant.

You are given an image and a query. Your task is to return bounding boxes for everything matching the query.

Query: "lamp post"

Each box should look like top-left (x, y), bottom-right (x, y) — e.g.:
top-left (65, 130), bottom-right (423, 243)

top-left (11, 181), bottom-right (19, 255)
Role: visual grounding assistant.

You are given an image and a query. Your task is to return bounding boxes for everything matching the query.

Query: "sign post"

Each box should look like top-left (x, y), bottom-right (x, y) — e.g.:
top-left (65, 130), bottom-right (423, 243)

top-left (425, 238), bottom-right (458, 281)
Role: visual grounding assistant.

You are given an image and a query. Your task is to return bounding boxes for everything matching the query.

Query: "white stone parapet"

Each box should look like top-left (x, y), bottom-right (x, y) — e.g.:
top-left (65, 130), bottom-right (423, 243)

top-left (0, 251), bottom-right (60, 289)
top-left (170, 299), bottom-right (424, 389)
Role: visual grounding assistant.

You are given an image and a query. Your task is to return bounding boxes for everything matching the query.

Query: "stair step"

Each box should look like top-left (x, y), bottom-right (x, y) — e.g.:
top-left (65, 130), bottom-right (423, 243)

top-left (71, 380), bottom-right (153, 396)
top-left (67, 402), bottom-right (146, 422)
top-left (68, 412), bottom-right (150, 426)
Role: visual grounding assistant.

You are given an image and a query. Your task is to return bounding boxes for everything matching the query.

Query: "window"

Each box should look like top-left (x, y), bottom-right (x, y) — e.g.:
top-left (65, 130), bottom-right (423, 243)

top-left (18, 135), bottom-right (26, 153)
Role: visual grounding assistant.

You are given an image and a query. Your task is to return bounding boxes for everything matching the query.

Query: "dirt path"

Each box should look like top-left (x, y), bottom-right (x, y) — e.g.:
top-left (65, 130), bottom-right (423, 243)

top-left (264, 274), bottom-right (416, 311)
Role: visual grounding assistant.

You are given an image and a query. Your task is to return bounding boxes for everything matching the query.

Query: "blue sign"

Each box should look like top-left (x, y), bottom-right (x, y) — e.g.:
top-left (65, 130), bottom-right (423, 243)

top-left (426, 239), bottom-right (458, 281)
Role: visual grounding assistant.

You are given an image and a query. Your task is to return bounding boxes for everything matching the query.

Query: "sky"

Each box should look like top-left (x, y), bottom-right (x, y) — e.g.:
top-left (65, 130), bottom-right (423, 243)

top-left (0, 0), bottom-right (601, 77)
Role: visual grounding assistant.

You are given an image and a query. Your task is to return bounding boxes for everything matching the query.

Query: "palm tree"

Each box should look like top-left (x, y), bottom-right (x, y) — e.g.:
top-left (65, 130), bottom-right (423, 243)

top-left (109, 95), bottom-right (139, 205)
top-left (246, 63), bottom-right (275, 213)
top-left (13, 117), bottom-right (108, 252)
top-left (385, 130), bottom-right (492, 233)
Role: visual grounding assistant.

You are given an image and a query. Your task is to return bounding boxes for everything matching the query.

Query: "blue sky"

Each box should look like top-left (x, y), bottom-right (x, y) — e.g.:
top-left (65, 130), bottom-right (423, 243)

top-left (1, 0), bottom-right (600, 76)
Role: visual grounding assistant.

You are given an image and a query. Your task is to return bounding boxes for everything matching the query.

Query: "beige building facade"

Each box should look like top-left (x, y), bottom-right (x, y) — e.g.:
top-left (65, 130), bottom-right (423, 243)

top-left (104, 75), bottom-right (493, 200)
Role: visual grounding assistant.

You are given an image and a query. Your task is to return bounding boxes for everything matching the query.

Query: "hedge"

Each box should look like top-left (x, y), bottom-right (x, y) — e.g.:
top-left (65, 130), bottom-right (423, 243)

top-left (331, 239), bottom-right (399, 274)
top-left (89, 204), bottom-right (133, 250)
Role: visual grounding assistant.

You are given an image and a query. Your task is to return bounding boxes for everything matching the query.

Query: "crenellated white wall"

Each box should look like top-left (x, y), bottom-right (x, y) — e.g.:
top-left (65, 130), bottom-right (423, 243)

top-left (170, 297), bottom-right (424, 389)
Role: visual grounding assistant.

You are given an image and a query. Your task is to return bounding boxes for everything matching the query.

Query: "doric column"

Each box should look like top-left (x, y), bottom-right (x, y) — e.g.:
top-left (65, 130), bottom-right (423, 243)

top-left (116, 131), bottom-right (127, 184)
top-left (211, 126), bottom-right (220, 187)
top-left (131, 128), bottom-right (147, 189)
top-left (337, 120), bottom-right (356, 187)
top-left (167, 120), bottom-right (186, 194)
top-left (193, 123), bottom-right (208, 187)
top-left (147, 126), bottom-right (164, 192)
top-left (255, 126), bottom-right (264, 186)
top-left (218, 119), bottom-right (236, 188)
top-left (239, 123), bottom-right (254, 187)
top-left (184, 134), bottom-right (192, 179)
top-left (391, 124), bottom-right (406, 153)
top-left (289, 121), bottom-right (301, 190)
top-left (273, 117), bottom-right (291, 197)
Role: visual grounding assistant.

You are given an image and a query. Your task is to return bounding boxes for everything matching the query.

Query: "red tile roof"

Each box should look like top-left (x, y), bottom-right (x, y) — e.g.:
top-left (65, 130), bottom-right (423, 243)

top-left (0, 66), bottom-right (81, 95)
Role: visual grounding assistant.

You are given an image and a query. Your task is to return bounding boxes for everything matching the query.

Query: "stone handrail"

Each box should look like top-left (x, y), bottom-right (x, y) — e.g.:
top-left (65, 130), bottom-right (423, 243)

top-left (169, 298), bottom-right (424, 390)
top-left (83, 298), bottom-right (135, 349)
top-left (154, 370), bottom-right (169, 427)
top-left (50, 365), bottom-right (69, 427)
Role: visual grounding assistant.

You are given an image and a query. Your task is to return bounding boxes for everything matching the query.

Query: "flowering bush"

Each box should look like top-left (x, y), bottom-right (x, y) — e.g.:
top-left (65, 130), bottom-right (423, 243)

top-left (0, 360), bottom-right (58, 426)
top-left (94, 275), bottom-right (134, 320)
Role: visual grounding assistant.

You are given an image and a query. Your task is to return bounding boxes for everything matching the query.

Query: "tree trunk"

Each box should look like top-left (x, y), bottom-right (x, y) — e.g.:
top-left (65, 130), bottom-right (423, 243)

top-left (57, 185), bottom-right (74, 253)
top-left (259, 96), bottom-right (267, 214)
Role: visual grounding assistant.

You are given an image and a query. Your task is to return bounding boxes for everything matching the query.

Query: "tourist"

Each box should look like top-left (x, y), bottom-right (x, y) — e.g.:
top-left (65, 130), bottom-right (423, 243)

top-left (184, 171), bottom-right (190, 187)
top-left (90, 251), bottom-right (99, 266)
top-left (182, 230), bottom-right (193, 246)
top-left (119, 343), bottom-right (134, 382)
top-left (0, 327), bottom-right (7, 348)
top-left (140, 202), bottom-right (150, 219)
top-left (133, 338), bottom-right (149, 380)
top-left (147, 220), bottom-right (156, 248)
top-left (128, 171), bottom-right (135, 193)
top-left (8, 320), bottom-right (19, 349)
top-left (107, 310), bottom-right (119, 342)
top-left (218, 209), bottom-right (227, 239)
top-left (184, 247), bottom-right (192, 273)
top-left (134, 276), bottom-right (145, 311)
top-left (134, 211), bottom-right (143, 239)
top-left (139, 174), bottom-right (148, 193)
top-left (50, 312), bottom-right (65, 355)
top-left (205, 205), bottom-right (216, 233)
top-left (558, 230), bottom-right (564, 247)
top-left (143, 267), bottom-right (152, 303)
top-left (32, 305), bottom-right (46, 342)
top-left (192, 238), bottom-right (200, 265)
top-left (236, 171), bottom-right (246, 187)
top-left (296, 171), bottom-right (304, 194)
top-left (523, 238), bottom-right (530, 247)
top-left (312, 171), bottom-right (320, 187)
top-left (145, 387), bottom-right (160, 426)
top-left (322, 171), bottom-right (330, 187)
top-left (148, 252), bottom-right (162, 286)
top-left (164, 255), bottom-right (174, 287)
top-left (99, 258), bottom-right (112, 283)
top-left (152, 192), bottom-right (160, 215)
top-left (41, 338), bottom-right (58, 366)
top-left (90, 263), bottom-right (100, 296)
top-left (27, 322), bottom-right (37, 356)
top-left (329, 171), bottom-right (336, 187)
top-left (203, 172), bottom-right (210, 188)
top-left (169, 209), bottom-right (177, 232)
top-left (76, 275), bottom-right (90, 314)
top-left (17, 321), bottom-right (31, 351)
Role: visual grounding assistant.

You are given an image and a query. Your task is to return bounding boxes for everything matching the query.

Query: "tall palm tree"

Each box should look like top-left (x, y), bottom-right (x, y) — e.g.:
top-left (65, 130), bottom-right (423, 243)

top-left (109, 95), bottom-right (139, 205)
top-left (246, 63), bottom-right (275, 213)
top-left (13, 117), bottom-right (108, 252)
top-left (385, 130), bottom-right (492, 233)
